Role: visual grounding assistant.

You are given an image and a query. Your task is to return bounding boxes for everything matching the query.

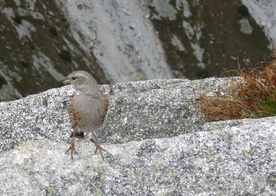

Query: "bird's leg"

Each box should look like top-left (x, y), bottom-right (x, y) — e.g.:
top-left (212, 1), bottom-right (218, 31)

top-left (66, 129), bottom-right (77, 161)
top-left (91, 132), bottom-right (106, 160)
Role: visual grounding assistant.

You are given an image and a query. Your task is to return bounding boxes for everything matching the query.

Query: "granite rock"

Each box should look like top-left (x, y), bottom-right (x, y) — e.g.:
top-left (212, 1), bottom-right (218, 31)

top-left (0, 78), bottom-right (275, 195)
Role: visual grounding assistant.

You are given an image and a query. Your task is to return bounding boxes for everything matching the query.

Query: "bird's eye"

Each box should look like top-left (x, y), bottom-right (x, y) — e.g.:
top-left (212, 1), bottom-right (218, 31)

top-left (72, 77), bottom-right (77, 80)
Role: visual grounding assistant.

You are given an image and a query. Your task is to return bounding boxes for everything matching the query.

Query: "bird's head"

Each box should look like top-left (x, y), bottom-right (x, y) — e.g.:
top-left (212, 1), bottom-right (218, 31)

top-left (63, 70), bottom-right (101, 96)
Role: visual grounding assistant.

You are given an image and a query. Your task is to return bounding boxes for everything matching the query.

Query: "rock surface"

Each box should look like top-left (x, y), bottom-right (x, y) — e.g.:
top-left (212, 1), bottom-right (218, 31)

top-left (0, 78), bottom-right (275, 195)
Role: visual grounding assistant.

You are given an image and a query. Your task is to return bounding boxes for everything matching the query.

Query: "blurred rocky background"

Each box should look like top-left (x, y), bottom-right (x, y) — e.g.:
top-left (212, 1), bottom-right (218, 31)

top-left (0, 0), bottom-right (275, 100)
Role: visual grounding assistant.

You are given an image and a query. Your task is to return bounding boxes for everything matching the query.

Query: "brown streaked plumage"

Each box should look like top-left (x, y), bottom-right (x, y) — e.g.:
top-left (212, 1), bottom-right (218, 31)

top-left (63, 70), bottom-right (108, 161)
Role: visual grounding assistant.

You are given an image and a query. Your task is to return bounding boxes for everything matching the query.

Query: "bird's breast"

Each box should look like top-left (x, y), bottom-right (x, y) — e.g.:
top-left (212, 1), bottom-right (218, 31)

top-left (70, 94), bottom-right (108, 132)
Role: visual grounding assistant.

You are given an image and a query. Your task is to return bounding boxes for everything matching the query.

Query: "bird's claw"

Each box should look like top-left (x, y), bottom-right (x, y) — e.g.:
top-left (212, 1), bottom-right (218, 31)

top-left (91, 138), bottom-right (106, 160)
top-left (66, 143), bottom-right (77, 161)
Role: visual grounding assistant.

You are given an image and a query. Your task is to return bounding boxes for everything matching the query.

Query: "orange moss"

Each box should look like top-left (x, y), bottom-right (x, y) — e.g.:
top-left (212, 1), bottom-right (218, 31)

top-left (196, 53), bottom-right (276, 121)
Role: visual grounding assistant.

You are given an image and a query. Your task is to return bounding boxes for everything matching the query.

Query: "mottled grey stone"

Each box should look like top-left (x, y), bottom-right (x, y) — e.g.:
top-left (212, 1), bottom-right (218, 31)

top-left (0, 78), bottom-right (275, 195)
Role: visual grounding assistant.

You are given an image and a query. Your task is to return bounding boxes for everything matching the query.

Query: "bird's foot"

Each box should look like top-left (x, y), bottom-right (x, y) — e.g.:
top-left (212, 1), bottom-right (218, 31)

top-left (66, 143), bottom-right (78, 161)
top-left (66, 131), bottom-right (77, 161)
top-left (91, 134), bottom-right (106, 160)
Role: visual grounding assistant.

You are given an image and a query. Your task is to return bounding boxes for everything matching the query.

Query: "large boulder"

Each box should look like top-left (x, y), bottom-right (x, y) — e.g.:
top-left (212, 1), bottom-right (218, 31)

top-left (0, 78), bottom-right (275, 195)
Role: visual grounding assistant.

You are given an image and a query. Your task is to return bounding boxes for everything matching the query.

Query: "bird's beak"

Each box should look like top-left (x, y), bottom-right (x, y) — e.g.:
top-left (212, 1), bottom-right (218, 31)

top-left (62, 78), bottom-right (71, 85)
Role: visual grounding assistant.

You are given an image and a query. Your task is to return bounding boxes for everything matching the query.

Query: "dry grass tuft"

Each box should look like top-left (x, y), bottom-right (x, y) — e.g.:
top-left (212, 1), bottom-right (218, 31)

top-left (196, 53), bottom-right (276, 121)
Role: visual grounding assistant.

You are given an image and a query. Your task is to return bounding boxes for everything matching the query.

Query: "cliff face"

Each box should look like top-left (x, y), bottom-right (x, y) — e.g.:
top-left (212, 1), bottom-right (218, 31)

top-left (0, 0), bottom-right (274, 100)
top-left (0, 1), bottom-right (107, 100)
top-left (149, 0), bottom-right (273, 78)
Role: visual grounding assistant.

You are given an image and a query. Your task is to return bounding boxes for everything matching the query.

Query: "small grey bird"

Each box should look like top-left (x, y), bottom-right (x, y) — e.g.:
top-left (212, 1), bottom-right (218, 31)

top-left (63, 70), bottom-right (108, 161)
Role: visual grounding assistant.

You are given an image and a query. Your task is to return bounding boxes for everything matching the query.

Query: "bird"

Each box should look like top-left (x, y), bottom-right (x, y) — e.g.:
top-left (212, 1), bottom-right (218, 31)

top-left (63, 70), bottom-right (109, 161)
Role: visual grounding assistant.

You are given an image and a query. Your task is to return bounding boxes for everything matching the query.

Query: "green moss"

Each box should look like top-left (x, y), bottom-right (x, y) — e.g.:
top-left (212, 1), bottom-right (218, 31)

top-left (145, 84), bottom-right (151, 91)
top-left (20, 61), bottom-right (31, 68)
top-left (44, 95), bottom-right (50, 101)
top-left (243, 151), bottom-right (250, 157)
top-left (95, 188), bottom-right (103, 196)
top-left (100, 173), bottom-right (106, 183)
top-left (59, 50), bottom-right (72, 62)
top-left (48, 26), bottom-right (58, 36)
top-left (237, 5), bottom-right (249, 16)
top-left (47, 187), bottom-right (57, 195)
top-left (208, 155), bottom-right (214, 161)
top-left (171, 171), bottom-right (177, 178)
top-left (197, 69), bottom-right (209, 79)
top-left (260, 98), bottom-right (276, 116)
top-left (268, 149), bottom-right (274, 154)
top-left (0, 75), bottom-right (7, 88)
top-left (12, 13), bottom-right (22, 24)
top-left (135, 71), bottom-right (146, 81)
